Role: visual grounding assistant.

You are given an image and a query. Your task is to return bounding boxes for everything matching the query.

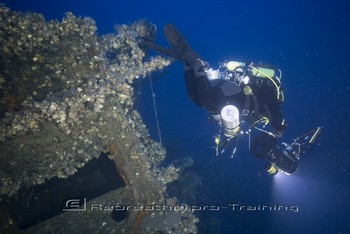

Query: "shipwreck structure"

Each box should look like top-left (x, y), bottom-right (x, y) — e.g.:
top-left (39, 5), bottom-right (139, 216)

top-left (0, 7), bottom-right (198, 233)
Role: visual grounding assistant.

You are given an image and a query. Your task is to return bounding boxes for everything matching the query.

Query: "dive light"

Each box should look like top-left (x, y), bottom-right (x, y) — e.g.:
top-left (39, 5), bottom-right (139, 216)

top-left (220, 105), bottom-right (240, 137)
top-left (265, 162), bottom-right (279, 176)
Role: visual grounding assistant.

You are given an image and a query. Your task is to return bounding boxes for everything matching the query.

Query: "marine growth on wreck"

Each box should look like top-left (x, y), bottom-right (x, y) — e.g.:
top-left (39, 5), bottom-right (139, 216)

top-left (0, 7), bottom-right (198, 233)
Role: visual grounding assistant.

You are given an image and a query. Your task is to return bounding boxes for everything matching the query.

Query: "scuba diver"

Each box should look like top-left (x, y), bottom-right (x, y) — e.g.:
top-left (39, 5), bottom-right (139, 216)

top-left (142, 23), bottom-right (322, 175)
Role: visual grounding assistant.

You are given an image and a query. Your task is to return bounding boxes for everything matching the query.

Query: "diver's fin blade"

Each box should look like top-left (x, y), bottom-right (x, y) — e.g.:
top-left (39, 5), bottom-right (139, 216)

top-left (163, 24), bottom-right (191, 51)
top-left (140, 40), bottom-right (180, 59)
top-left (163, 23), bottom-right (202, 64)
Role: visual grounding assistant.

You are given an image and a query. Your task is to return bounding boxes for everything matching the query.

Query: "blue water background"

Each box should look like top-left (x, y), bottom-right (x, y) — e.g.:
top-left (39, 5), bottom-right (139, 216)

top-left (4, 0), bottom-right (350, 233)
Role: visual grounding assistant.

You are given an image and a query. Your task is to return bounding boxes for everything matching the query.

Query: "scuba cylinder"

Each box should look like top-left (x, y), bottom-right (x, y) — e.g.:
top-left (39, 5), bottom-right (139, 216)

top-left (225, 60), bottom-right (280, 80)
top-left (224, 60), bottom-right (282, 100)
top-left (225, 61), bottom-right (245, 71)
top-left (250, 66), bottom-right (276, 78)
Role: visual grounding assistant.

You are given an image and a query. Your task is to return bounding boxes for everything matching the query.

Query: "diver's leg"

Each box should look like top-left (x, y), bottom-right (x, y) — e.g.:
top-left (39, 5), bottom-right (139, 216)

top-left (184, 64), bottom-right (215, 112)
top-left (140, 40), bottom-right (180, 59)
top-left (184, 66), bottom-right (201, 105)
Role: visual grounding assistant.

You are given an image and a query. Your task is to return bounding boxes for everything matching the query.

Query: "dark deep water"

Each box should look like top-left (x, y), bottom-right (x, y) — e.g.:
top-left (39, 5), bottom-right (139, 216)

top-left (3, 0), bottom-right (350, 233)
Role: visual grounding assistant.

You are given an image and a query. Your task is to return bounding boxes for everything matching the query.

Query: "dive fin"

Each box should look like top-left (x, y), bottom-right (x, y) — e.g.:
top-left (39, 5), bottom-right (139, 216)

top-left (142, 23), bottom-right (204, 66)
top-left (163, 23), bottom-right (203, 65)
